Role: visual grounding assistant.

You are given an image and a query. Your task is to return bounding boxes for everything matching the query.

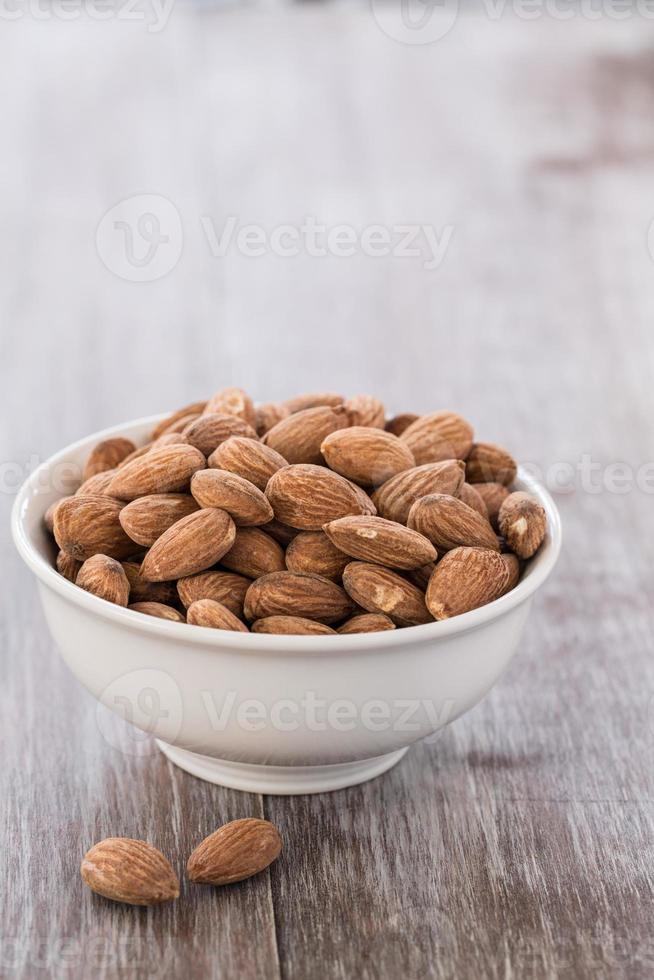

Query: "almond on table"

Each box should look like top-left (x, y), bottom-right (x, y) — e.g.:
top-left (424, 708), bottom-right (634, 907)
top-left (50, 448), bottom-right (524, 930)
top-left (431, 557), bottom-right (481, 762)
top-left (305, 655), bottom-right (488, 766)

top-left (48, 390), bottom-right (545, 627)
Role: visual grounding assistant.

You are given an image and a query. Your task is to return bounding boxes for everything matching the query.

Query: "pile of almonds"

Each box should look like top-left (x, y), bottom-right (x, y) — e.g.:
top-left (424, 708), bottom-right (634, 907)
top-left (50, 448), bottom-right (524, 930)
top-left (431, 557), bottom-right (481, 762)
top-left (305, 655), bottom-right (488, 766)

top-left (46, 389), bottom-right (547, 633)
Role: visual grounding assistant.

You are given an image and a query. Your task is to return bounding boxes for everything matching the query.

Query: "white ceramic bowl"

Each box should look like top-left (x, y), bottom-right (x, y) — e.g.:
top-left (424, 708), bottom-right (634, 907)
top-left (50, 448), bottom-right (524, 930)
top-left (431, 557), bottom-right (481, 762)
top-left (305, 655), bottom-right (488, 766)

top-left (12, 415), bottom-right (561, 795)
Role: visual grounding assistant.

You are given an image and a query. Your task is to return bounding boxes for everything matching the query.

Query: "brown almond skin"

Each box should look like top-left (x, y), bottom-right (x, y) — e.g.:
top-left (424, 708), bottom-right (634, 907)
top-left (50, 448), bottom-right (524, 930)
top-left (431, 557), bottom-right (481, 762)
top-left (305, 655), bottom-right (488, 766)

top-left (177, 570), bottom-right (251, 617)
top-left (129, 602), bottom-right (185, 622)
top-left (244, 572), bottom-right (354, 624)
top-left (385, 413), bottom-right (419, 437)
top-left (400, 411), bottom-right (474, 465)
top-left (119, 493), bottom-right (200, 547)
top-left (184, 413), bottom-right (257, 456)
top-left (187, 599), bottom-right (249, 632)
top-left (83, 437), bottom-right (136, 482)
top-left (151, 401), bottom-right (208, 440)
top-left (498, 491), bottom-right (546, 558)
top-left (405, 562), bottom-right (437, 591)
top-left (324, 516), bottom-right (437, 571)
top-left (256, 402), bottom-right (289, 436)
top-left (53, 494), bottom-right (135, 562)
top-left (208, 437), bottom-right (288, 491)
top-left (140, 509), bottom-right (236, 582)
top-left (283, 392), bottom-right (344, 414)
top-left (264, 519), bottom-right (300, 546)
top-left (107, 444), bottom-right (207, 501)
top-left (501, 553), bottom-right (521, 593)
top-left (220, 527), bottom-right (286, 579)
top-left (76, 554), bottom-right (130, 606)
top-left (56, 551), bottom-right (82, 583)
top-left (344, 394), bottom-right (385, 429)
top-left (252, 616), bottom-right (337, 635)
top-left (191, 470), bottom-right (273, 526)
top-left (122, 562), bottom-right (179, 605)
top-left (371, 460), bottom-right (465, 524)
top-left (263, 405), bottom-right (349, 464)
top-left (44, 498), bottom-right (65, 534)
top-left (457, 482), bottom-right (488, 518)
top-left (342, 562), bottom-right (432, 627)
top-left (81, 838), bottom-right (179, 906)
top-left (187, 818), bottom-right (282, 886)
top-left (425, 547), bottom-right (511, 620)
top-left (321, 427), bottom-right (415, 486)
top-left (76, 470), bottom-right (117, 496)
top-left (473, 482), bottom-right (511, 529)
top-left (203, 387), bottom-right (257, 428)
top-left (466, 442), bottom-right (517, 486)
top-left (265, 464), bottom-right (369, 530)
top-left (408, 493), bottom-right (500, 553)
top-left (285, 531), bottom-right (350, 582)
top-left (338, 613), bottom-right (396, 634)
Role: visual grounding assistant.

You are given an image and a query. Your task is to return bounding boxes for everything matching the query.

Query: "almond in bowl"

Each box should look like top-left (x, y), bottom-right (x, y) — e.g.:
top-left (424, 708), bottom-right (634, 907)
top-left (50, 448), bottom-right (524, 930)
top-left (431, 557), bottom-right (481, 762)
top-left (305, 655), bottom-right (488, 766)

top-left (12, 388), bottom-right (561, 795)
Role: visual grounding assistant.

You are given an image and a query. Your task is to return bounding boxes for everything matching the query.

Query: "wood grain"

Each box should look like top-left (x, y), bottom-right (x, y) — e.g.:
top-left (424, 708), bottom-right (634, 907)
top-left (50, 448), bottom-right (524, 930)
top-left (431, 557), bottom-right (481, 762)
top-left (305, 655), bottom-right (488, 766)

top-left (1, 9), bottom-right (653, 980)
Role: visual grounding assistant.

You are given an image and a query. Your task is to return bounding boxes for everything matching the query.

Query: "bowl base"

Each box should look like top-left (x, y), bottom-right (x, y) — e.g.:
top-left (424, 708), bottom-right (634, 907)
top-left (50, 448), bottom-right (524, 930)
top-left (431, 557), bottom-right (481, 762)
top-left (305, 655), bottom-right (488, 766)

top-left (156, 741), bottom-right (408, 795)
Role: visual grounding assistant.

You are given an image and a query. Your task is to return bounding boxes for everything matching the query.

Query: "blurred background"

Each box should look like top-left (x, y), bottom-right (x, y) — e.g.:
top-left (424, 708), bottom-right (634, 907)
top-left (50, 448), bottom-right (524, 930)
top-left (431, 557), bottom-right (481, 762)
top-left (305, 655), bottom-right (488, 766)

top-left (2, 4), bottom-right (654, 978)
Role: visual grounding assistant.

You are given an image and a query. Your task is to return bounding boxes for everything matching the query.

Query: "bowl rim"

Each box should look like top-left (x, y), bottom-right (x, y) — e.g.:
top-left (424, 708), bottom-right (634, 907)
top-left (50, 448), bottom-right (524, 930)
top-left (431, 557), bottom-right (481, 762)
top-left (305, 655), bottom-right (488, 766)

top-left (11, 413), bottom-right (562, 655)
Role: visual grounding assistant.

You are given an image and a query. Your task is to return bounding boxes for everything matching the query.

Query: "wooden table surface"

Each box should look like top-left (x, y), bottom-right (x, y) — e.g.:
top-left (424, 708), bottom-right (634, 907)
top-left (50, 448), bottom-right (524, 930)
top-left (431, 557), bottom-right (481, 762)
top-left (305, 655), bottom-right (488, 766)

top-left (1, 8), bottom-right (653, 979)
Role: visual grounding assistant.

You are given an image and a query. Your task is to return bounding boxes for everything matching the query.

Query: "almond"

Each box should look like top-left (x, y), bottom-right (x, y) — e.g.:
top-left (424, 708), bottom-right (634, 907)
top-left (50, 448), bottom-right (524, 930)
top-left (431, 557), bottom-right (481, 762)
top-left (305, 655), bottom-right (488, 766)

top-left (151, 401), bottom-right (208, 440)
top-left (408, 493), bottom-right (499, 553)
top-left (283, 392), bottom-right (344, 413)
top-left (154, 412), bottom-right (201, 437)
top-left (347, 479), bottom-right (377, 516)
top-left (107, 444), bottom-right (206, 501)
top-left (256, 402), bottom-right (289, 435)
top-left (190, 470), bottom-right (273, 526)
top-left (342, 562), bottom-right (432, 626)
top-left (187, 818), bottom-right (282, 886)
top-left (338, 613), bottom-right (396, 634)
top-left (76, 470), bottom-right (117, 496)
top-left (321, 427), bottom-right (415, 486)
top-left (53, 494), bottom-right (135, 561)
top-left (263, 405), bottom-right (349, 464)
top-left (385, 413), bottom-right (419, 437)
top-left (140, 509), bottom-right (236, 582)
top-left (152, 431), bottom-right (190, 448)
top-left (187, 599), bottom-right (249, 632)
top-left (498, 491), bottom-right (546, 558)
top-left (252, 616), bottom-right (337, 635)
top-left (285, 531), bottom-right (350, 581)
top-left (405, 562), bottom-right (437, 591)
top-left (76, 554), bottom-right (130, 605)
top-left (56, 550), bottom-right (82, 583)
top-left (400, 411), bottom-right (474, 464)
top-left (324, 516), bottom-right (437, 570)
top-left (121, 562), bottom-right (179, 605)
top-left (220, 527), bottom-right (286, 579)
top-left (203, 387), bottom-right (257, 428)
top-left (371, 460), bottom-right (465, 524)
top-left (81, 838), bottom-right (179, 906)
top-left (184, 413), bottom-right (257, 456)
top-left (473, 482), bottom-right (510, 529)
top-left (244, 571), bottom-right (354, 624)
top-left (466, 442), bottom-right (517, 485)
top-left (44, 498), bottom-right (64, 534)
top-left (129, 601), bottom-right (185, 622)
top-left (425, 547), bottom-right (511, 620)
top-left (208, 436), bottom-right (288, 491)
top-left (119, 493), bottom-right (200, 546)
top-left (344, 394), bottom-right (385, 429)
top-left (502, 552), bottom-right (521, 592)
top-left (265, 464), bottom-right (369, 530)
top-left (177, 570), bottom-right (251, 616)
top-left (457, 482), bottom-right (488, 518)
top-left (83, 437), bottom-right (136, 482)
